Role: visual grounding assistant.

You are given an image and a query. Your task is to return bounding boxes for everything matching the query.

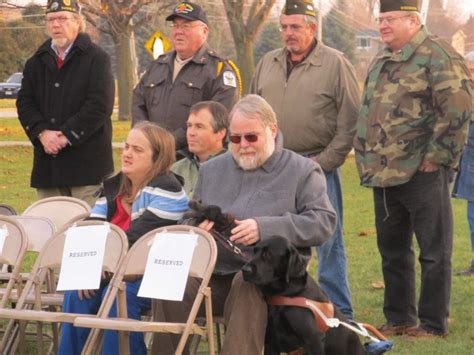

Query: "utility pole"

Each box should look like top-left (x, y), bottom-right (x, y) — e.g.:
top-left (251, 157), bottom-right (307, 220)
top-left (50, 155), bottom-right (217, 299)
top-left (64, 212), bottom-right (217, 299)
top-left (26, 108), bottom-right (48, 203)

top-left (317, 0), bottom-right (323, 42)
top-left (420, 0), bottom-right (430, 24)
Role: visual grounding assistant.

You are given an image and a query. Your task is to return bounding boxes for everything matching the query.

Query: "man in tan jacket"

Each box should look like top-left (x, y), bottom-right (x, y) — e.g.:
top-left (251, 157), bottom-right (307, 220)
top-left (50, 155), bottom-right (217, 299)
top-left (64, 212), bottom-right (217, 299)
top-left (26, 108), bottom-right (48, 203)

top-left (250, 0), bottom-right (360, 318)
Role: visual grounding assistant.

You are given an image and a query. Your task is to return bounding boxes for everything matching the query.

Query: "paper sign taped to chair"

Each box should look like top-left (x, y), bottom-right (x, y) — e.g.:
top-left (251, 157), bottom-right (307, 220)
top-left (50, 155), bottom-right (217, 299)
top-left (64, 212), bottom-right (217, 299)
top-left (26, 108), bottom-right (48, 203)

top-left (0, 225), bottom-right (8, 255)
top-left (57, 225), bottom-right (110, 291)
top-left (138, 232), bottom-right (198, 301)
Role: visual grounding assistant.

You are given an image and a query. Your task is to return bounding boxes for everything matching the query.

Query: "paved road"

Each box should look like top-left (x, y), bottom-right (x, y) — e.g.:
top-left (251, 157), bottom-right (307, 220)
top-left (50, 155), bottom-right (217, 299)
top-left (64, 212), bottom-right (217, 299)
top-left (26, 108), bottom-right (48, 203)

top-left (0, 111), bottom-right (17, 118)
top-left (0, 108), bottom-right (118, 119)
top-left (0, 141), bottom-right (125, 148)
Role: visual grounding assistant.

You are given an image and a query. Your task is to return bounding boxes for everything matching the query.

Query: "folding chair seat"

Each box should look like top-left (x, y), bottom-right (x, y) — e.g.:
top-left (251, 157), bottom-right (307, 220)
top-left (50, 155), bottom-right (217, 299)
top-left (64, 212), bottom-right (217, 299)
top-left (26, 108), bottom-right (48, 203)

top-left (0, 220), bottom-right (128, 354)
top-left (22, 196), bottom-right (91, 231)
top-left (74, 225), bottom-right (217, 355)
top-left (0, 204), bottom-right (17, 216)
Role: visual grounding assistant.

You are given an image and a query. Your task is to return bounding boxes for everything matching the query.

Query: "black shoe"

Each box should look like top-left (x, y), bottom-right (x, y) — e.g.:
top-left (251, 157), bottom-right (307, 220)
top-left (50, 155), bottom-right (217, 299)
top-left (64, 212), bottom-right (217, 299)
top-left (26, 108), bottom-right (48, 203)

top-left (455, 266), bottom-right (474, 276)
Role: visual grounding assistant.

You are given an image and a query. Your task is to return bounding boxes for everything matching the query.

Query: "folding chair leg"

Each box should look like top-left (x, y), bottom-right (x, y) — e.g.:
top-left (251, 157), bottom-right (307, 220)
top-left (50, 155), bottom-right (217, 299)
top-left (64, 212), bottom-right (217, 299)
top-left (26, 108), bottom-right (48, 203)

top-left (0, 318), bottom-right (17, 352)
top-left (18, 320), bottom-right (28, 355)
top-left (52, 322), bottom-right (59, 354)
top-left (37, 321), bottom-right (45, 355)
top-left (119, 332), bottom-right (131, 355)
top-left (205, 289), bottom-right (215, 355)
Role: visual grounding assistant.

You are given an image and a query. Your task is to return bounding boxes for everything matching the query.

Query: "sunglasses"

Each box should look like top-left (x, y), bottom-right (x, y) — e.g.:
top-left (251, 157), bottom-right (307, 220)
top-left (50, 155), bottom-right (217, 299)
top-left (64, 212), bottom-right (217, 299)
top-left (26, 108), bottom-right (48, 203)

top-left (229, 134), bottom-right (259, 144)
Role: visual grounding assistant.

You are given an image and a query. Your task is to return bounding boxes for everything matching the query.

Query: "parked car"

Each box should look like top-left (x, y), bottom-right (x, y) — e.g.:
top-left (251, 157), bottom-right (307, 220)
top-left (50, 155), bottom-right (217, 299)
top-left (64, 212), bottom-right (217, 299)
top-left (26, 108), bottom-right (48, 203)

top-left (0, 72), bottom-right (23, 99)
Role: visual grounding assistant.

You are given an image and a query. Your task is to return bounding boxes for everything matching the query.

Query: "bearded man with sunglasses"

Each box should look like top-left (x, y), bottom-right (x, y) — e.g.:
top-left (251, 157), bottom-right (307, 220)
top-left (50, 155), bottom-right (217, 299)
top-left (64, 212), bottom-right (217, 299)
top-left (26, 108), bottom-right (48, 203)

top-left (17, 0), bottom-right (114, 207)
top-left (132, 1), bottom-right (238, 152)
top-left (354, 0), bottom-right (472, 338)
top-left (152, 95), bottom-right (336, 354)
top-left (250, 0), bottom-right (360, 320)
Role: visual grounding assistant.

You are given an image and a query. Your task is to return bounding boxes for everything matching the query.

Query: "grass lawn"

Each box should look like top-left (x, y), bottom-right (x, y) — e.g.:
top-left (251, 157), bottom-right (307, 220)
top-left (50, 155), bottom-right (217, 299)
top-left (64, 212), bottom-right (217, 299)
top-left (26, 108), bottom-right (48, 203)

top-left (0, 139), bottom-right (472, 353)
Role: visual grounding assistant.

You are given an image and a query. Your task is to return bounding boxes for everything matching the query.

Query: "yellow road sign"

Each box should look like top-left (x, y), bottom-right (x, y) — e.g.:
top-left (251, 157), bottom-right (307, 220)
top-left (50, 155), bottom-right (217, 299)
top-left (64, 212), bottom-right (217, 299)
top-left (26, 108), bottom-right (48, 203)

top-left (145, 31), bottom-right (171, 59)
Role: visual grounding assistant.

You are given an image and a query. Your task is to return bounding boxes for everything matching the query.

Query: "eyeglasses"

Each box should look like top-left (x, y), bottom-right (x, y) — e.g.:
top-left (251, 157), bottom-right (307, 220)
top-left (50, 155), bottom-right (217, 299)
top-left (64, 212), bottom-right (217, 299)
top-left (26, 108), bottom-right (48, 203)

top-left (279, 24), bottom-right (306, 32)
top-left (229, 134), bottom-right (259, 144)
top-left (45, 16), bottom-right (73, 24)
top-left (169, 22), bottom-right (205, 31)
top-left (375, 15), bottom-right (411, 25)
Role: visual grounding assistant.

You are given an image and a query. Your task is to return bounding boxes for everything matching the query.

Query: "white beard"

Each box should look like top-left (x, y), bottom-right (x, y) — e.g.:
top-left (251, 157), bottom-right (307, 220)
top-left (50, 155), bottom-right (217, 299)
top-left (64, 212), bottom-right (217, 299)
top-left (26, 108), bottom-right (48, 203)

top-left (52, 38), bottom-right (69, 50)
top-left (233, 128), bottom-right (275, 170)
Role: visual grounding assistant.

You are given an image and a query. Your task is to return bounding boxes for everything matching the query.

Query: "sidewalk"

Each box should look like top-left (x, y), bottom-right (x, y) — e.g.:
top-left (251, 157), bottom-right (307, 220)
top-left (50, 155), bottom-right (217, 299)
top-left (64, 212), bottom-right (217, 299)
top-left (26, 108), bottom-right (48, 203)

top-left (0, 141), bottom-right (125, 148)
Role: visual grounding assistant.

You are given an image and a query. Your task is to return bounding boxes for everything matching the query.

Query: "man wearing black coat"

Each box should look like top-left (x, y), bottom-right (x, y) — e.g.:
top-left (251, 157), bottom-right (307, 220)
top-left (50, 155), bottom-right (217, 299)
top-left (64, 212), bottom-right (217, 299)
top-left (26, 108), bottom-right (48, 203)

top-left (17, 0), bottom-right (114, 206)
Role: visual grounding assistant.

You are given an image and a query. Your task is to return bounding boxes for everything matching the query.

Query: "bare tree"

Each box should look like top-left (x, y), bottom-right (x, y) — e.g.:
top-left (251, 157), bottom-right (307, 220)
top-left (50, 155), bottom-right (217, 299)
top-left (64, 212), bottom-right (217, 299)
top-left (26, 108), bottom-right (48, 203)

top-left (222, 0), bottom-right (276, 93)
top-left (80, 0), bottom-right (174, 121)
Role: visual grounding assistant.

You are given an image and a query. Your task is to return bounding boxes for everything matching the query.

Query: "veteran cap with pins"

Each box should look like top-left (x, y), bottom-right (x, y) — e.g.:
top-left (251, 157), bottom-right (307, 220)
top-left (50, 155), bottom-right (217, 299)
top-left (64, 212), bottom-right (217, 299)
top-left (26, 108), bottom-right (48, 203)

top-left (380, 0), bottom-right (420, 13)
top-left (282, 0), bottom-right (317, 17)
top-left (46, 0), bottom-right (80, 14)
top-left (165, 2), bottom-right (209, 25)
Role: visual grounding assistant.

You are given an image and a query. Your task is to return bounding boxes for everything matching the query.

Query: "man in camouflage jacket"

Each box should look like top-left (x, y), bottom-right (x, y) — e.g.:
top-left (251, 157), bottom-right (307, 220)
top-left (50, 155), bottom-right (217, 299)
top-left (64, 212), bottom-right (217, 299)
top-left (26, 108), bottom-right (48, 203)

top-left (354, 0), bottom-right (473, 337)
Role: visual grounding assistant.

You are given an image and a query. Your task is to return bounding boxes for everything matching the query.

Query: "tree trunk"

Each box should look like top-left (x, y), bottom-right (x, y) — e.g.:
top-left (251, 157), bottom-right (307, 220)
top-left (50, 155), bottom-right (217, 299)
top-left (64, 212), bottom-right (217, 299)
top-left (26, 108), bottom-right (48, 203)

top-left (113, 27), bottom-right (138, 121)
top-left (234, 37), bottom-right (254, 94)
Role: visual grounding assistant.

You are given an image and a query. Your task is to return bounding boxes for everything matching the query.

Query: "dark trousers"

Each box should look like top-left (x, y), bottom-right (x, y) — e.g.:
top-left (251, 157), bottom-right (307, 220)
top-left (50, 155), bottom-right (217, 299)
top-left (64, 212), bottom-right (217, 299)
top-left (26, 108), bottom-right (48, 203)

top-left (373, 169), bottom-right (452, 335)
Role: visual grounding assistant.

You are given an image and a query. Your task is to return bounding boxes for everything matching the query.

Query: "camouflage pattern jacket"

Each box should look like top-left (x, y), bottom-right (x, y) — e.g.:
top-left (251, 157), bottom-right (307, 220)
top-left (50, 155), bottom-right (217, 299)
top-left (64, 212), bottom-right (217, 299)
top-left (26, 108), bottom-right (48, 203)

top-left (354, 26), bottom-right (473, 187)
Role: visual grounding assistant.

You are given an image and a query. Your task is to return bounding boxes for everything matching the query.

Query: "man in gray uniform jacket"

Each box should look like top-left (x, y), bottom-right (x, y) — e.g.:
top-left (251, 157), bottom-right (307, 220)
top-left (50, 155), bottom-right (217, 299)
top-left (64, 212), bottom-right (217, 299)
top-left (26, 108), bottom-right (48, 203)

top-left (152, 95), bottom-right (336, 354)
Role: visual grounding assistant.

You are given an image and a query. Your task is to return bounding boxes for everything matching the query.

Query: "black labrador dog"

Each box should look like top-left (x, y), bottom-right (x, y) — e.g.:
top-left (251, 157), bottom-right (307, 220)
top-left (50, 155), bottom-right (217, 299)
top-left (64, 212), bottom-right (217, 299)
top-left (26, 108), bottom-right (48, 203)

top-left (242, 236), bottom-right (365, 355)
top-left (181, 200), bottom-right (249, 275)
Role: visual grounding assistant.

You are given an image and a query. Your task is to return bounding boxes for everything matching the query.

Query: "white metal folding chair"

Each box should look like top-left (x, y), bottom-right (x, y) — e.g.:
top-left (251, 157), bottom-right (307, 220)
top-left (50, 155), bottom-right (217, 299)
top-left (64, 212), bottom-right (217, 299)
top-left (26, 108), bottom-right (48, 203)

top-left (75, 225), bottom-right (217, 355)
top-left (23, 196), bottom-right (91, 231)
top-left (0, 220), bottom-right (128, 354)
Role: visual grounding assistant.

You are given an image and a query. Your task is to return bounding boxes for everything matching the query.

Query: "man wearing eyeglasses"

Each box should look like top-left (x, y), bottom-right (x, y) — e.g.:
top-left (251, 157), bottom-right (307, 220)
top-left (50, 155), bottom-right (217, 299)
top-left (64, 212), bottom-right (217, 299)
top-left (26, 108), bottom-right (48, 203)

top-left (354, 0), bottom-right (472, 338)
top-left (250, 0), bottom-right (360, 320)
top-left (152, 95), bottom-right (336, 354)
top-left (132, 1), bottom-right (239, 152)
top-left (17, 0), bottom-right (114, 207)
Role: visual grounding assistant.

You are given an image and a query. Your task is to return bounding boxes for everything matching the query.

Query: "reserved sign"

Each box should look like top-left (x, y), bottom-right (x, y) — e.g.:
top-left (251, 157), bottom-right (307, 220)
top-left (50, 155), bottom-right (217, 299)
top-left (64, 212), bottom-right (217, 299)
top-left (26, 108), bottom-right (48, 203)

top-left (138, 232), bottom-right (197, 301)
top-left (0, 225), bottom-right (8, 255)
top-left (56, 224), bottom-right (110, 291)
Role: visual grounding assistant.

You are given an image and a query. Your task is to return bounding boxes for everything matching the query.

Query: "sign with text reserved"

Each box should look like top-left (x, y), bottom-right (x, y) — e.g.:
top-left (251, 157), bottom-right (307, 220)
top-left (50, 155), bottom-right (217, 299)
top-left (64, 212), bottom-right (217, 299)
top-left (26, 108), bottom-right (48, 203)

top-left (138, 232), bottom-right (198, 301)
top-left (0, 225), bottom-right (8, 255)
top-left (56, 225), bottom-right (110, 291)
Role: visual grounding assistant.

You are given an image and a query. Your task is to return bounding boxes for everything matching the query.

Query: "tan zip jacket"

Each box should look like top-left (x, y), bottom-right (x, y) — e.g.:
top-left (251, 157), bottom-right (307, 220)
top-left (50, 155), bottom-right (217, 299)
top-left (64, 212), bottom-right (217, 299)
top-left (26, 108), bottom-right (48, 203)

top-left (250, 41), bottom-right (360, 171)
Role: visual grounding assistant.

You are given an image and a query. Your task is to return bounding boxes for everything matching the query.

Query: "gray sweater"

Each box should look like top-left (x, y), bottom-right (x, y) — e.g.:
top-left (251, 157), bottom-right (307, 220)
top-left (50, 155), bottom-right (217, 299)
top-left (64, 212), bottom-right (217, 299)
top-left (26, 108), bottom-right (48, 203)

top-left (194, 134), bottom-right (336, 273)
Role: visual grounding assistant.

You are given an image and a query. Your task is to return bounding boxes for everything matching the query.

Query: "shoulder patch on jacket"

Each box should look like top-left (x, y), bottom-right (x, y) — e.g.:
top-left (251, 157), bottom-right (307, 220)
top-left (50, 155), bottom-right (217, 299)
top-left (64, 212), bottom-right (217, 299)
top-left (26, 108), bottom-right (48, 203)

top-left (217, 59), bottom-right (242, 97)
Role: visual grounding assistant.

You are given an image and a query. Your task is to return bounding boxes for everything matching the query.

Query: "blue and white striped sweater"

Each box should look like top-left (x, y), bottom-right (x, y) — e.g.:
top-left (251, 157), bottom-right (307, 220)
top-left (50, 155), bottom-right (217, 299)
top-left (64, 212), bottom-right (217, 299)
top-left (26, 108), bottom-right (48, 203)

top-left (90, 185), bottom-right (188, 222)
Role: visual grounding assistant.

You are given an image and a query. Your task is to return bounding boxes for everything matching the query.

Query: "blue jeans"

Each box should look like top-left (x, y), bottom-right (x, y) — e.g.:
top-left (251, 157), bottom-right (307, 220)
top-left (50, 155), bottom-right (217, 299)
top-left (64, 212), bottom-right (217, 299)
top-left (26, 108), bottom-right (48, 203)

top-left (316, 169), bottom-right (353, 319)
top-left (57, 279), bottom-right (151, 355)
top-left (468, 201), bottom-right (474, 267)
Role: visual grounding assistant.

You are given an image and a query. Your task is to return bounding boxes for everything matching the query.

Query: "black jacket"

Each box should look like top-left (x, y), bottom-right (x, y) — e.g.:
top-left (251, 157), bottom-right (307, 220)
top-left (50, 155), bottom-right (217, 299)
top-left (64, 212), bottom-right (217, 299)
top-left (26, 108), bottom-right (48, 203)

top-left (17, 33), bottom-right (115, 188)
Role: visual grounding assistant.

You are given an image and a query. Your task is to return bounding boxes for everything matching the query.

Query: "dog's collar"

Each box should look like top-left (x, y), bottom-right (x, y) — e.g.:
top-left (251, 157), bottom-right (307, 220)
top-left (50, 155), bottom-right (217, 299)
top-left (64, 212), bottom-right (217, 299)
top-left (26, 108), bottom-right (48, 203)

top-left (266, 295), bottom-right (334, 333)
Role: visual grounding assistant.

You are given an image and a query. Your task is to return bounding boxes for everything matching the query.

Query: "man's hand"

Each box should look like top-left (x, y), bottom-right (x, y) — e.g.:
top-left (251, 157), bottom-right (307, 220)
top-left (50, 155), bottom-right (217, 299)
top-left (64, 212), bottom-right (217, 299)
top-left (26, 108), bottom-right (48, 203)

top-left (57, 132), bottom-right (69, 148)
top-left (309, 155), bottom-right (320, 164)
top-left (78, 289), bottom-right (96, 300)
top-left (419, 160), bottom-right (439, 172)
top-left (230, 219), bottom-right (260, 246)
top-left (198, 219), bottom-right (215, 231)
top-left (39, 130), bottom-right (67, 155)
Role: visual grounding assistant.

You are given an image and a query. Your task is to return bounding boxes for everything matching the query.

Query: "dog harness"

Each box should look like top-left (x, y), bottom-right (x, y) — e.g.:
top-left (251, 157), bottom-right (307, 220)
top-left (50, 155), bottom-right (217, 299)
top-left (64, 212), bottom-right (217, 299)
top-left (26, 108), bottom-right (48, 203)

top-left (266, 296), bottom-right (335, 333)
